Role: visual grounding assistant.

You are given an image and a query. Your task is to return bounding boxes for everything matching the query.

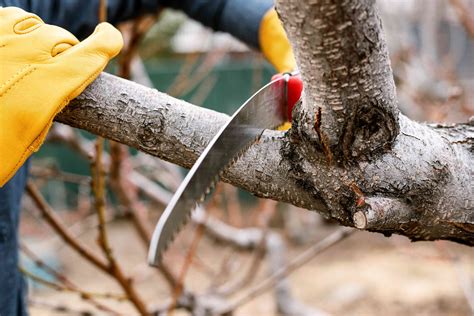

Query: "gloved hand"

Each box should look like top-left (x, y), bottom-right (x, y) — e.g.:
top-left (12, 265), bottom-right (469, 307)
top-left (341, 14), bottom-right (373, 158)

top-left (259, 8), bottom-right (296, 74)
top-left (260, 8), bottom-right (302, 129)
top-left (0, 7), bottom-right (123, 187)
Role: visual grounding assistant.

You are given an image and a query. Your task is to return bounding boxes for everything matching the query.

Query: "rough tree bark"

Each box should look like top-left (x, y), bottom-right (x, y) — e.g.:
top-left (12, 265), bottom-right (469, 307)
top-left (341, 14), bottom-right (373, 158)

top-left (55, 0), bottom-right (473, 245)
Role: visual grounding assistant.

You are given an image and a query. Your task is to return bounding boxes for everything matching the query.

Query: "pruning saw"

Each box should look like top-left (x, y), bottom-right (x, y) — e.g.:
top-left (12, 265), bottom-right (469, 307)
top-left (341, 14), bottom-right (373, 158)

top-left (148, 72), bottom-right (301, 266)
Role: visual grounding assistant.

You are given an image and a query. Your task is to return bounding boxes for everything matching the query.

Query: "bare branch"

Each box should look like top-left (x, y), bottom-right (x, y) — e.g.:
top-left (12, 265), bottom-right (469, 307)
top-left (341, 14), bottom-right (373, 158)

top-left (21, 242), bottom-right (122, 315)
top-left (21, 266), bottom-right (127, 301)
top-left (220, 227), bottom-right (354, 314)
top-left (26, 181), bottom-right (110, 272)
top-left (55, 0), bottom-right (474, 245)
top-left (192, 208), bottom-right (326, 316)
top-left (27, 181), bottom-right (149, 315)
top-left (56, 71), bottom-right (473, 245)
top-left (450, 0), bottom-right (474, 38)
top-left (55, 73), bottom-right (327, 211)
top-left (28, 299), bottom-right (99, 316)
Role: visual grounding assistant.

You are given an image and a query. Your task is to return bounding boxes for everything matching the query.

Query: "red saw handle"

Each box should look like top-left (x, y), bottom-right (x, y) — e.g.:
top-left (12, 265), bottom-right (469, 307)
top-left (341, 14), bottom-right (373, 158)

top-left (272, 73), bottom-right (303, 121)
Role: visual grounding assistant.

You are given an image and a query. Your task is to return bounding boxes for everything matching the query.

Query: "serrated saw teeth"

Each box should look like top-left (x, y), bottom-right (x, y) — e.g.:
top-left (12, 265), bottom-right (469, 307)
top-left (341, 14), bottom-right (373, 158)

top-left (148, 76), bottom-right (287, 265)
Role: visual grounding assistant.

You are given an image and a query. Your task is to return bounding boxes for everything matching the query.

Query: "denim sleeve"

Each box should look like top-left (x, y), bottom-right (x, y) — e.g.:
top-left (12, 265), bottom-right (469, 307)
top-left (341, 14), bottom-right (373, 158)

top-left (1, 0), bottom-right (273, 47)
top-left (161, 0), bottom-right (273, 48)
top-left (0, 0), bottom-right (160, 39)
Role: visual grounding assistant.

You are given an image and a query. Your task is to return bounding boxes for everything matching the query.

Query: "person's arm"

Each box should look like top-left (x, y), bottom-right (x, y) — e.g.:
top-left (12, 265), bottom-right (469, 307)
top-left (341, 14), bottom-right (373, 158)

top-left (0, 0), bottom-right (270, 48)
top-left (0, 0), bottom-right (160, 39)
top-left (161, 0), bottom-right (271, 49)
top-left (162, 0), bottom-right (296, 73)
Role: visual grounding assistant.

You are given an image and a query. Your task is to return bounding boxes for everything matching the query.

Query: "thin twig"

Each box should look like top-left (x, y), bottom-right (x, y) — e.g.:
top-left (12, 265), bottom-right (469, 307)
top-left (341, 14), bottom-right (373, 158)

top-left (193, 208), bottom-right (326, 315)
top-left (20, 242), bottom-right (121, 315)
top-left (167, 218), bottom-right (207, 314)
top-left (29, 165), bottom-right (90, 184)
top-left (27, 177), bottom-right (149, 315)
top-left (26, 181), bottom-right (110, 272)
top-left (91, 135), bottom-right (150, 315)
top-left (189, 73), bottom-right (217, 105)
top-left (166, 53), bottom-right (200, 97)
top-left (223, 184), bottom-right (243, 227)
top-left (118, 15), bottom-right (159, 79)
top-left (48, 89), bottom-right (179, 290)
top-left (449, 0), bottom-right (474, 38)
top-left (221, 227), bottom-right (354, 313)
top-left (208, 248), bottom-right (238, 289)
top-left (113, 17), bottom-right (182, 292)
top-left (21, 266), bottom-right (126, 301)
top-left (217, 200), bottom-right (277, 296)
top-left (98, 0), bottom-right (107, 23)
top-left (92, 139), bottom-right (115, 262)
top-left (167, 50), bottom-right (227, 98)
top-left (29, 298), bottom-right (93, 316)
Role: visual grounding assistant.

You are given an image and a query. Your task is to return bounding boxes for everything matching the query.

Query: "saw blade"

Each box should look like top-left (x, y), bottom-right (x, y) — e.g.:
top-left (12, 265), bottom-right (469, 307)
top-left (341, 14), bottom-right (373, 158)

top-left (148, 76), bottom-right (288, 265)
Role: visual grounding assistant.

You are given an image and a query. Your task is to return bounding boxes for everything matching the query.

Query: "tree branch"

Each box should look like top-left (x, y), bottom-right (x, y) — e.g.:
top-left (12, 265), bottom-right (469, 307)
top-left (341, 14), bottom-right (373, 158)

top-left (26, 181), bottom-right (110, 272)
top-left (55, 0), bottom-right (473, 246)
top-left (277, 0), bottom-right (399, 161)
top-left (56, 73), bottom-right (325, 212)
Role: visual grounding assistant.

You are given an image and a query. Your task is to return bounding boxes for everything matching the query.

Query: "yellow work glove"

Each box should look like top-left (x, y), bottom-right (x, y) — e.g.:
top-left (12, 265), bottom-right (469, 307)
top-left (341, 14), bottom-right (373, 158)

top-left (0, 7), bottom-right (123, 187)
top-left (259, 8), bottom-right (296, 73)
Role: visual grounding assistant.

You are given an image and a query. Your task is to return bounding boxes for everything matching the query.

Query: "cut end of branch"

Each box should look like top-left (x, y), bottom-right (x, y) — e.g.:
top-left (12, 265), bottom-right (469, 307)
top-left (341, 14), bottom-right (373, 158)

top-left (353, 211), bottom-right (367, 229)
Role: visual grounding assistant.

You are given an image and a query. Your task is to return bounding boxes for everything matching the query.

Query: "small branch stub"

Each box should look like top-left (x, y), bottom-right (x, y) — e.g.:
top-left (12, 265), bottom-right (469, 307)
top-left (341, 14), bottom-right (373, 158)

top-left (353, 211), bottom-right (367, 229)
top-left (355, 197), bottom-right (412, 231)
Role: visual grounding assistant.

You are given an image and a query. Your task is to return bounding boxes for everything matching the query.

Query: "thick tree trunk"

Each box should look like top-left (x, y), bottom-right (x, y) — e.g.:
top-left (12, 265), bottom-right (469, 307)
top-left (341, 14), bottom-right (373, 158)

top-left (276, 0), bottom-right (473, 244)
top-left (56, 0), bottom-right (473, 245)
top-left (277, 0), bottom-right (400, 161)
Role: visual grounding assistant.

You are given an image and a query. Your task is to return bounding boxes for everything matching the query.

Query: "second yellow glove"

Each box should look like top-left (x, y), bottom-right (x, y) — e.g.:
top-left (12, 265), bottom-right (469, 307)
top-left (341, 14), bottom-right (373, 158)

top-left (0, 7), bottom-right (123, 186)
top-left (259, 8), bottom-right (297, 73)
